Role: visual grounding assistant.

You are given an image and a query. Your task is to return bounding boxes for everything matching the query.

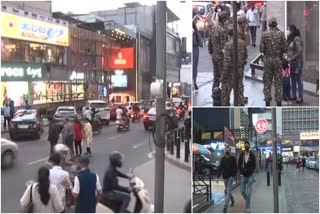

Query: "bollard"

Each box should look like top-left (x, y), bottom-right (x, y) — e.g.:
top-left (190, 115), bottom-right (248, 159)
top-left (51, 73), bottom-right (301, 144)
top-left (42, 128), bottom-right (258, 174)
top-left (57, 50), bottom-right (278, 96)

top-left (267, 171), bottom-right (270, 186)
top-left (176, 129), bottom-right (180, 159)
top-left (212, 87), bottom-right (222, 106)
top-left (184, 139), bottom-right (190, 162)
top-left (278, 170), bottom-right (281, 186)
top-left (170, 131), bottom-right (175, 155)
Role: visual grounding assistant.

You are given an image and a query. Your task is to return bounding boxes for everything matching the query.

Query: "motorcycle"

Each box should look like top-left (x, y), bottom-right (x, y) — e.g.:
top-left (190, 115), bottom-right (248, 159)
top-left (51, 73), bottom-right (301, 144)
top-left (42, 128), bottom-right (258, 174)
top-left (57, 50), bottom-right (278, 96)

top-left (130, 111), bottom-right (140, 123)
top-left (91, 116), bottom-right (102, 134)
top-left (100, 169), bottom-right (154, 213)
top-left (116, 115), bottom-right (130, 132)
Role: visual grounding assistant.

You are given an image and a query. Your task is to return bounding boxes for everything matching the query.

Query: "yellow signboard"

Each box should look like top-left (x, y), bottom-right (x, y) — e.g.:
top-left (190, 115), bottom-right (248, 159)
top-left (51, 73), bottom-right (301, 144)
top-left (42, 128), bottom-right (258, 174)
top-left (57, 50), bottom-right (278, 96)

top-left (1, 12), bottom-right (69, 46)
top-left (201, 132), bottom-right (211, 140)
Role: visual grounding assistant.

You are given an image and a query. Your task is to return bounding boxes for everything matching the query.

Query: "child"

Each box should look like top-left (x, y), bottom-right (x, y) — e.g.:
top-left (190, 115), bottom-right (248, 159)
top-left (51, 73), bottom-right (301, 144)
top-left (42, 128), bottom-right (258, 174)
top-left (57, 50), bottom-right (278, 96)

top-left (282, 59), bottom-right (291, 102)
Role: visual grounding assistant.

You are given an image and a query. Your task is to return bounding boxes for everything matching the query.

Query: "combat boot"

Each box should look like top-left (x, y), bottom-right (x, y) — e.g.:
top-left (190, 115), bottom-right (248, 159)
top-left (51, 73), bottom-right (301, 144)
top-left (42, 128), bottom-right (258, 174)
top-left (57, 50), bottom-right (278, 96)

top-left (266, 101), bottom-right (270, 106)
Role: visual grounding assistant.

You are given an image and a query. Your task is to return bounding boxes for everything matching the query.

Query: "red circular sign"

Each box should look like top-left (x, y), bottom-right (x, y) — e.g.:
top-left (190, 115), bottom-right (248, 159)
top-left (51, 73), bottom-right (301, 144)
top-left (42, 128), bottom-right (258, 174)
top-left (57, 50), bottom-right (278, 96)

top-left (255, 118), bottom-right (269, 133)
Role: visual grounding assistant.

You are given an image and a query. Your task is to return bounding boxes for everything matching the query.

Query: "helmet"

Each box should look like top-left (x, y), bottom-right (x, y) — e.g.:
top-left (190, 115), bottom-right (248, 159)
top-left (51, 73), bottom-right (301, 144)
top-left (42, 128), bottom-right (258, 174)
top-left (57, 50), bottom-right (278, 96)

top-left (268, 17), bottom-right (278, 26)
top-left (110, 151), bottom-right (125, 168)
top-left (237, 16), bottom-right (247, 24)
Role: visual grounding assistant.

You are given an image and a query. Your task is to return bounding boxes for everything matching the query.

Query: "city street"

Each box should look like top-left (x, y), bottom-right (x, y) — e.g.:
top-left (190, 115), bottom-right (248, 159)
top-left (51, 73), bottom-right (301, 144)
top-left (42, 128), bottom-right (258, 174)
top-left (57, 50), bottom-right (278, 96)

top-left (205, 165), bottom-right (319, 213)
top-left (193, 29), bottom-right (319, 107)
top-left (1, 121), bottom-right (191, 213)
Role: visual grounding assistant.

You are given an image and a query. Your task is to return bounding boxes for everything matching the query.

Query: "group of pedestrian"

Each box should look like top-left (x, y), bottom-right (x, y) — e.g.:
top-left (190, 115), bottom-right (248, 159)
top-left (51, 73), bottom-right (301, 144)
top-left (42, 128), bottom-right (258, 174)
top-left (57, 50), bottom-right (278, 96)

top-left (48, 117), bottom-right (93, 157)
top-left (217, 141), bottom-right (256, 213)
top-left (20, 154), bottom-right (102, 213)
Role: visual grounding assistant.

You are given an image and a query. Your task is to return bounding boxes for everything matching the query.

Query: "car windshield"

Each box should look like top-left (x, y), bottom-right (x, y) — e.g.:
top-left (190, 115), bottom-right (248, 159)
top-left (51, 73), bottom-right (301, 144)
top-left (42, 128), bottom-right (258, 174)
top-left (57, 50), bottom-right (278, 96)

top-left (14, 111), bottom-right (36, 120)
top-left (90, 103), bottom-right (107, 108)
top-left (193, 5), bottom-right (205, 16)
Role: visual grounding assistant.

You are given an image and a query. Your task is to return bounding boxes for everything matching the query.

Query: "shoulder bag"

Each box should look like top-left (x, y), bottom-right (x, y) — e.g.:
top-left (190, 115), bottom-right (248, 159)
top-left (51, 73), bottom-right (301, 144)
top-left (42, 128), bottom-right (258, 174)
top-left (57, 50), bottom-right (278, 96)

top-left (24, 184), bottom-right (34, 213)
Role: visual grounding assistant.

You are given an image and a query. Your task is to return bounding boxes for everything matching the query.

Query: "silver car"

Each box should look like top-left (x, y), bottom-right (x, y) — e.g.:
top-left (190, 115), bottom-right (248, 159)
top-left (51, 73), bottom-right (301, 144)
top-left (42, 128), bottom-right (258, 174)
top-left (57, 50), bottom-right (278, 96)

top-left (1, 138), bottom-right (18, 168)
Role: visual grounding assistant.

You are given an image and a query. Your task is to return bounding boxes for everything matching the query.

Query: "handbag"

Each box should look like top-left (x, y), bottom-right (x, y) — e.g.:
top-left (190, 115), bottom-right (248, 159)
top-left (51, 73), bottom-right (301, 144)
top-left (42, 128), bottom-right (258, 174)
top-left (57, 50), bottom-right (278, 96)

top-left (65, 188), bottom-right (75, 207)
top-left (24, 184), bottom-right (34, 213)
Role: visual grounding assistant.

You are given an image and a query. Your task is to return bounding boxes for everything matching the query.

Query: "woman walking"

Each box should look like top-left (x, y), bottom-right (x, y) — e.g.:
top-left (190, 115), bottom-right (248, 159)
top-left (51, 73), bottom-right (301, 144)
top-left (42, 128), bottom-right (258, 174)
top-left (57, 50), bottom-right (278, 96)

top-left (287, 24), bottom-right (304, 104)
top-left (83, 119), bottom-right (93, 154)
top-left (74, 118), bottom-right (83, 156)
top-left (20, 166), bottom-right (64, 213)
top-left (192, 22), bottom-right (203, 91)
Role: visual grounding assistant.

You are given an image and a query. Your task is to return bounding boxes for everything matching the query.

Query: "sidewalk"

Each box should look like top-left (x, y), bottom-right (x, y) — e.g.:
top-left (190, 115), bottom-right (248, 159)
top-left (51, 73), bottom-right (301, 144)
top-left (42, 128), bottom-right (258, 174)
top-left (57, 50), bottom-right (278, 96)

top-left (204, 172), bottom-right (287, 213)
top-left (119, 158), bottom-right (191, 213)
top-left (165, 139), bottom-right (191, 171)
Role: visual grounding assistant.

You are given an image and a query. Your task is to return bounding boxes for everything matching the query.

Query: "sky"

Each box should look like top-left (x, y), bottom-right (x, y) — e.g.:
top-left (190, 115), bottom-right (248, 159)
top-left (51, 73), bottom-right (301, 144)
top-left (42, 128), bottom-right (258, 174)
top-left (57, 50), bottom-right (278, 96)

top-left (51, 0), bottom-right (192, 52)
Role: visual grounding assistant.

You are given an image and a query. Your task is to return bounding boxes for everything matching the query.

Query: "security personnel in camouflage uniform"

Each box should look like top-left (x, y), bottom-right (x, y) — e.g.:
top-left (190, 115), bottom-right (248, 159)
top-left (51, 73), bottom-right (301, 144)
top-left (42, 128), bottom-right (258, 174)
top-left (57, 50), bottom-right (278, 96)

top-left (260, 17), bottom-right (287, 106)
top-left (221, 25), bottom-right (248, 106)
top-left (238, 16), bottom-right (250, 47)
top-left (208, 11), bottom-right (228, 95)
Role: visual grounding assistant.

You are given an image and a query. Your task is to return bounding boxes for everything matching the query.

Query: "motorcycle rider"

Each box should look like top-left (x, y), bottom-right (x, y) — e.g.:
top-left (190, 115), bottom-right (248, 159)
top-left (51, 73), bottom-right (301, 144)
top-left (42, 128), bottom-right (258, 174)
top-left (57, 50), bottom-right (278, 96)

top-left (132, 104), bottom-right (140, 119)
top-left (116, 105), bottom-right (129, 126)
top-left (102, 151), bottom-right (132, 213)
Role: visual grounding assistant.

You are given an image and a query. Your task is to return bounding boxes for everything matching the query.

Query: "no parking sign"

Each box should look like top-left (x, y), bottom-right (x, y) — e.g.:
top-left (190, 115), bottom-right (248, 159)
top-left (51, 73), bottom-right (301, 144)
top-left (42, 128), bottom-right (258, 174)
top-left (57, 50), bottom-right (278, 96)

top-left (255, 118), bottom-right (269, 133)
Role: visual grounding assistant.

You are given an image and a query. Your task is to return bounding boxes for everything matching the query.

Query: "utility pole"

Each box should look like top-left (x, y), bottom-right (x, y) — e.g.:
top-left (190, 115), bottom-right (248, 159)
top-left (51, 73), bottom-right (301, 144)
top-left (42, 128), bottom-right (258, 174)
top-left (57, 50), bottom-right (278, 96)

top-left (271, 108), bottom-right (279, 212)
top-left (155, 1), bottom-right (166, 213)
top-left (232, 1), bottom-right (239, 106)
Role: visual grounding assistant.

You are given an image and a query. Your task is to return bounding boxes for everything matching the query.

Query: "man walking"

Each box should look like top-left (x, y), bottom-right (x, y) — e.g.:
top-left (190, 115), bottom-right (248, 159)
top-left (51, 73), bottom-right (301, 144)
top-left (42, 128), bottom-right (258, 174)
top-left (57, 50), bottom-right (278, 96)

top-left (208, 11), bottom-right (228, 94)
top-left (72, 156), bottom-right (102, 213)
top-left (217, 145), bottom-right (237, 213)
top-left (62, 118), bottom-right (74, 157)
top-left (238, 141), bottom-right (256, 213)
top-left (3, 102), bottom-right (11, 130)
top-left (48, 118), bottom-right (62, 154)
top-left (260, 17), bottom-right (287, 106)
top-left (221, 25), bottom-right (248, 106)
top-left (246, 3), bottom-right (260, 47)
top-left (260, 2), bottom-right (267, 32)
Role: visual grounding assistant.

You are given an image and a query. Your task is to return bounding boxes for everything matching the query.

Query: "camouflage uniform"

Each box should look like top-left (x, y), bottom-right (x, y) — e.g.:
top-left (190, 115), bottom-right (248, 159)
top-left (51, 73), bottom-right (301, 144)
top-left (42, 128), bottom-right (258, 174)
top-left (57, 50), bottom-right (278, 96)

top-left (208, 11), bottom-right (228, 92)
top-left (260, 17), bottom-right (287, 103)
top-left (221, 25), bottom-right (248, 106)
top-left (238, 16), bottom-right (250, 47)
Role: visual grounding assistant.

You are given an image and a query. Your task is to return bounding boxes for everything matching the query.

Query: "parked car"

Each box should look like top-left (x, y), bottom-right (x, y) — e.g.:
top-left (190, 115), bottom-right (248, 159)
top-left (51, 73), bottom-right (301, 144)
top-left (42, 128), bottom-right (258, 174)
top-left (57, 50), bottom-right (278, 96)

top-left (306, 156), bottom-right (316, 169)
top-left (54, 106), bottom-right (78, 123)
top-left (9, 109), bottom-right (44, 140)
top-left (314, 159), bottom-right (319, 171)
top-left (194, 154), bottom-right (219, 176)
top-left (85, 100), bottom-right (110, 125)
top-left (1, 138), bottom-right (18, 169)
top-left (143, 102), bottom-right (176, 130)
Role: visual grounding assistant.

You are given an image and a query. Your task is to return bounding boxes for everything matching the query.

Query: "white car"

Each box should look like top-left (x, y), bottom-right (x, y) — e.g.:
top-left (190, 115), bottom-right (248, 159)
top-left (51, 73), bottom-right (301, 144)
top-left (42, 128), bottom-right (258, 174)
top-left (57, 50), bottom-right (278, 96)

top-left (86, 100), bottom-right (110, 125)
top-left (54, 106), bottom-right (78, 123)
top-left (306, 157), bottom-right (316, 169)
top-left (1, 138), bottom-right (18, 169)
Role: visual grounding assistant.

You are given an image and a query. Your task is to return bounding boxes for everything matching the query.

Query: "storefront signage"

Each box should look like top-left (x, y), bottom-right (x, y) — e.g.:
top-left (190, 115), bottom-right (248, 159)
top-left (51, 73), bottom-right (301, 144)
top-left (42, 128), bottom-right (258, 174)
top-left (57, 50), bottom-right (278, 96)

top-left (255, 118), bottom-right (268, 133)
top-left (1, 12), bottom-right (69, 46)
top-left (299, 146), bottom-right (319, 151)
top-left (1, 64), bottom-right (44, 81)
top-left (70, 71), bottom-right (84, 80)
top-left (210, 142), bottom-right (225, 150)
top-left (111, 48), bottom-right (134, 69)
top-left (300, 132), bottom-right (320, 140)
top-left (282, 147), bottom-right (293, 152)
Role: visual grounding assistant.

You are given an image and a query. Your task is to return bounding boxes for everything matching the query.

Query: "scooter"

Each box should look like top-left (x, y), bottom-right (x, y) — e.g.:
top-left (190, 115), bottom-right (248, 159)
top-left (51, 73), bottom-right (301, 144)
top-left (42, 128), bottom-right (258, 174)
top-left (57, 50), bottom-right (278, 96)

top-left (116, 115), bottom-right (130, 132)
top-left (130, 111), bottom-right (140, 123)
top-left (101, 169), bottom-right (154, 213)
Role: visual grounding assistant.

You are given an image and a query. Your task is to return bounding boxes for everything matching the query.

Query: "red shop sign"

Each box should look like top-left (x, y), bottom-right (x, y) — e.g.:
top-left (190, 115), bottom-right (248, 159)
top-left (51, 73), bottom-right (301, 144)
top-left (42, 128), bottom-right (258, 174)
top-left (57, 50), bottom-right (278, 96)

top-left (110, 48), bottom-right (134, 69)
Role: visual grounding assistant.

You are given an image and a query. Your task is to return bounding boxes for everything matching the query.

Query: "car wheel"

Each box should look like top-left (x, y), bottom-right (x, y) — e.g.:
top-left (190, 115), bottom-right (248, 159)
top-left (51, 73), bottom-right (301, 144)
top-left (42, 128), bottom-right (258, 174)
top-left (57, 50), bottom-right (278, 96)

top-left (2, 151), bottom-right (14, 169)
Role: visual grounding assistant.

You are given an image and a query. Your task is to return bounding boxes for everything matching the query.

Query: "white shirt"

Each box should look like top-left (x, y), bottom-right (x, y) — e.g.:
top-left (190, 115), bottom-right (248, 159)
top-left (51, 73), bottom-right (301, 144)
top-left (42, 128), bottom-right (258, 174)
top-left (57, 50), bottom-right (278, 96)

top-left (116, 108), bottom-right (123, 120)
top-left (49, 166), bottom-right (70, 206)
top-left (245, 152), bottom-right (250, 163)
top-left (73, 172), bottom-right (102, 195)
top-left (85, 109), bottom-right (92, 120)
top-left (237, 10), bottom-right (246, 17)
top-left (246, 8), bottom-right (260, 26)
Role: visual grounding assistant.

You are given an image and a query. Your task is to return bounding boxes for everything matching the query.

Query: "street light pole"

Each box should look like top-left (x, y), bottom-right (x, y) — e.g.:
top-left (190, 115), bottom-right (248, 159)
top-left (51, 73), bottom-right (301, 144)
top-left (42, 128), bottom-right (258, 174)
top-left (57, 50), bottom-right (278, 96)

top-left (232, 1), bottom-right (239, 106)
top-left (271, 108), bottom-right (279, 212)
top-left (155, 1), bottom-right (166, 213)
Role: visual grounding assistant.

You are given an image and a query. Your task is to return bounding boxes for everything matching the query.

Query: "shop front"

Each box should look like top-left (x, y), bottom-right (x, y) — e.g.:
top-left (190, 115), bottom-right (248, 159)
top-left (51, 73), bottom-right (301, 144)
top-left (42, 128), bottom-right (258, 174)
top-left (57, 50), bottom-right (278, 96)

top-left (281, 146), bottom-right (294, 157)
top-left (300, 132), bottom-right (319, 156)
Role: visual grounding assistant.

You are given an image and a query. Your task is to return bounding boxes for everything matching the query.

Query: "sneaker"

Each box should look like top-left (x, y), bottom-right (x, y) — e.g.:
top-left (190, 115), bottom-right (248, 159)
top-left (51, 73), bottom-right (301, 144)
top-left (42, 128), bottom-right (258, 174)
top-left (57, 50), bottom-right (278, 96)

top-left (246, 209), bottom-right (251, 213)
top-left (223, 208), bottom-right (227, 213)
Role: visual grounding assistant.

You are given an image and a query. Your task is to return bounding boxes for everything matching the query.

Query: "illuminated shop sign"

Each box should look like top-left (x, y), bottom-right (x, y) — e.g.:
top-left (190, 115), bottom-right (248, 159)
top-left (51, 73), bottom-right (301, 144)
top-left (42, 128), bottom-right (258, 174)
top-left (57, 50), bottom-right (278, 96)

top-left (300, 132), bottom-right (320, 140)
top-left (70, 71), bottom-right (84, 80)
top-left (111, 48), bottom-right (134, 69)
top-left (1, 64), bottom-right (44, 81)
top-left (282, 147), bottom-right (293, 152)
top-left (1, 12), bottom-right (69, 46)
top-left (111, 74), bottom-right (128, 88)
top-left (210, 142), bottom-right (225, 150)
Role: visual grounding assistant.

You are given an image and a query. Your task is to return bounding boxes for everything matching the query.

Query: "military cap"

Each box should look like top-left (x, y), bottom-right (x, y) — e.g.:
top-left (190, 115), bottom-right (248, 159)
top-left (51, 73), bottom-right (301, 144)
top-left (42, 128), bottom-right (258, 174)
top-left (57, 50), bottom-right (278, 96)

top-left (268, 17), bottom-right (278, 25)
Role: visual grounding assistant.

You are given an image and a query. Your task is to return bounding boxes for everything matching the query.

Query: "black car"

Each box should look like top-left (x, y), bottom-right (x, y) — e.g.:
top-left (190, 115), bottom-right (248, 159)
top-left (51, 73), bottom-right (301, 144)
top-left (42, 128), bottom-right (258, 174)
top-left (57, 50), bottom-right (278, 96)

top-left (194, 154), bottom-right (219, 176)
top-left (9, 109), bottom-right (44, 140)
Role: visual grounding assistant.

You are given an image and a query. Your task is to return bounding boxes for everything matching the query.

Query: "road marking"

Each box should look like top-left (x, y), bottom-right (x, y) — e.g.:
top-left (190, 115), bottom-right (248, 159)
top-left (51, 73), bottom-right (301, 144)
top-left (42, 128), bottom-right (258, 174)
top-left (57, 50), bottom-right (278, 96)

top-left (132, 142), bottom-right (145, 149)
top-left (107, 132), bottom-right (131, 140)
top-left (28, 157), bottom-right (48, 165)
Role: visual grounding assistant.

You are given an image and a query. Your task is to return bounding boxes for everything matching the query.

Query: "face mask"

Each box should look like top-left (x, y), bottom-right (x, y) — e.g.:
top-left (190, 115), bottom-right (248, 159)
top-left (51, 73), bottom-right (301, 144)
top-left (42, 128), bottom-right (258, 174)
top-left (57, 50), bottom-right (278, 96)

top-left (217, 9), bottom-right (222, 12)
top-left (226, 151), bottom-right (230, 155)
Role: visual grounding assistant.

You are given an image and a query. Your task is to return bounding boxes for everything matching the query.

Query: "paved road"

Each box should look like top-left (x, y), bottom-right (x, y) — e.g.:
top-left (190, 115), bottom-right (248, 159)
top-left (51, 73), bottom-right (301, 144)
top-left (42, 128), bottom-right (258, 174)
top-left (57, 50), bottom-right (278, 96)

top-left (1, 120), bottom-right (190, 213)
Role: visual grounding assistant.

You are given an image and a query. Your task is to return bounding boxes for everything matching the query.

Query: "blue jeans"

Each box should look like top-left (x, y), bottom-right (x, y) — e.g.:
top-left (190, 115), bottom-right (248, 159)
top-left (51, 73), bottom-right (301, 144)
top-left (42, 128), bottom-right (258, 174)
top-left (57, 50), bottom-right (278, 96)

top-left (224, 176), bottom-right (235, 208)
top-left (240, 175), bottom-right (254, 209)
top-left (290, 73), bottom-right (304, 99)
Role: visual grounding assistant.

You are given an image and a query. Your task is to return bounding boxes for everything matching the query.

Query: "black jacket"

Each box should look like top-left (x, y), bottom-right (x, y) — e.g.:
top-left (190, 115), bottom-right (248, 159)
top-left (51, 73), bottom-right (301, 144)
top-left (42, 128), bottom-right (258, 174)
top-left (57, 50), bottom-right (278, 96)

top-left (217, 155), bottom-right (237, 179)
top-left (184, 117), bottom-right (191, 140)
top-left (48, 122), bottom-right (62, 143)
top-left (102, 166), bottom-right (130, 193)
top-left (238, 151), bottom-right (256, 177)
